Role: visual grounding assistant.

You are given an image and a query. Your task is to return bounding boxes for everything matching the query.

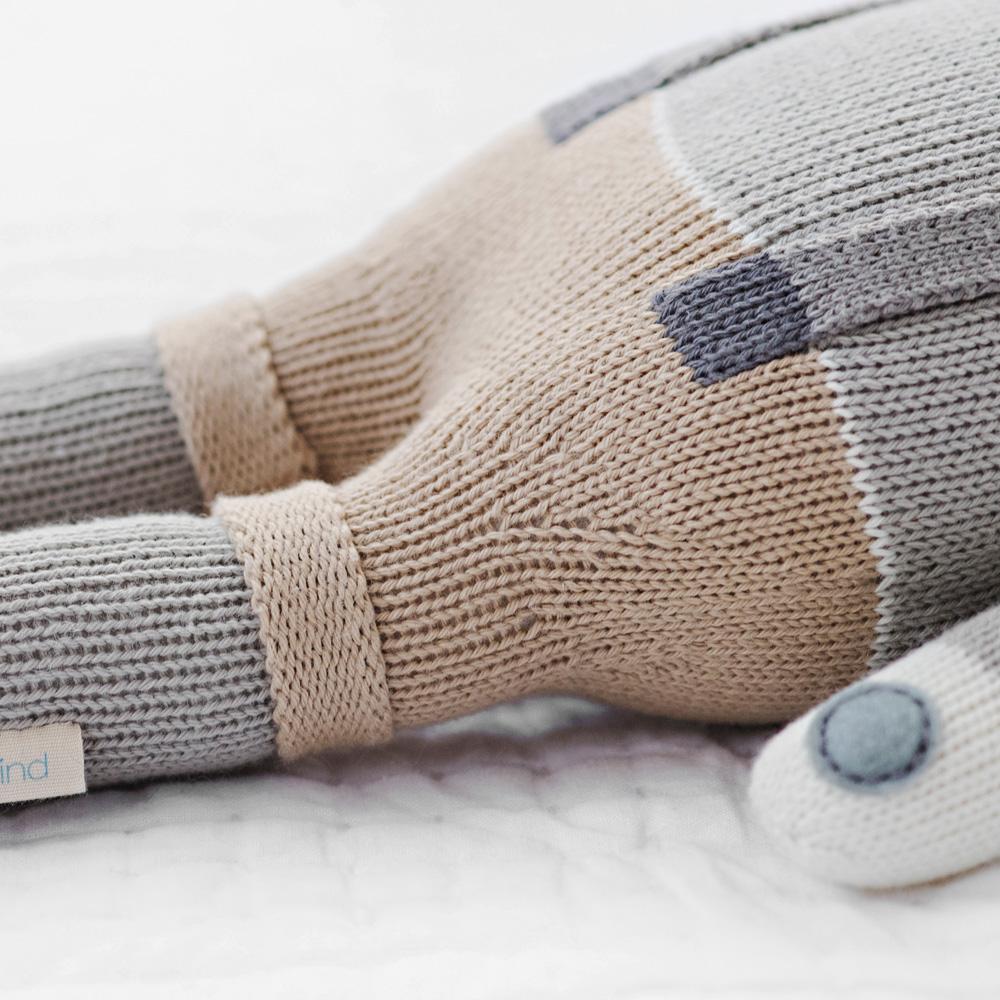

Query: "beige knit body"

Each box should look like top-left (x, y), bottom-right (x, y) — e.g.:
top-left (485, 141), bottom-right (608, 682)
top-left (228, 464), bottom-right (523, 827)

top-left (159, 94), bottom-right (876, 757)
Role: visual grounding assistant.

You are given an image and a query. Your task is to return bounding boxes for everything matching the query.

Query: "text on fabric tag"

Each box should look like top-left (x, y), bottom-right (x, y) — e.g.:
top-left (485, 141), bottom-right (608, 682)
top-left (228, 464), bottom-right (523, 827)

top-left (0, 723), bottom-right (86, 804)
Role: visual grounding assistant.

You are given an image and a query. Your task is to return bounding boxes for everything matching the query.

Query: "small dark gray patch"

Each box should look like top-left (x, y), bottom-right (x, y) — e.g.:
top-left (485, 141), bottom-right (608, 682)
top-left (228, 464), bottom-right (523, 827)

top-left (808, 682), bottom-right (937, 793)
top-left (652, 253), bottom-right (814, 384)
top-left (542, 59), bottom-right (668, 145)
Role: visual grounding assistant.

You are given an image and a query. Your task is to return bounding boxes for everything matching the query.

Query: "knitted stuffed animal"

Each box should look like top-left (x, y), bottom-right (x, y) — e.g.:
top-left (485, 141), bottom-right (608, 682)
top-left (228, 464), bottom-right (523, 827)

top-left (1, 0), bottom-right (998, 889)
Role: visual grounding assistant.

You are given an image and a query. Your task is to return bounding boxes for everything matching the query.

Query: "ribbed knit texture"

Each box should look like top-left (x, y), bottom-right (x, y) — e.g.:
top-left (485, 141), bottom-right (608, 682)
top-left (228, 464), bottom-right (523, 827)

top-left (131, 0), bottom-right (991, 750)
top-left (204, 0), bottom-right (1000, 886)
top-left (3, 0), bottom-right (1000, 888)
top-left (751, 603), bottom-right (1000, 888)
top-left (0, 515), bottom-right (275, 786)
top-left (0, 338), bottom-right (202, 532)
top-left (216, 483), bottom-right (392, 759)
top-left (155, 297), bottom-right (316, 502)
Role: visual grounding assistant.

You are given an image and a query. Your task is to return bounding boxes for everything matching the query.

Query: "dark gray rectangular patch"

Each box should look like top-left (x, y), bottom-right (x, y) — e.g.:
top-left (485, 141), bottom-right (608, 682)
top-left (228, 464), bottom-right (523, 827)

top-left (653, 254), bottom-right (813, 385)
top-left (652, 199), bottom-right (1000, 385)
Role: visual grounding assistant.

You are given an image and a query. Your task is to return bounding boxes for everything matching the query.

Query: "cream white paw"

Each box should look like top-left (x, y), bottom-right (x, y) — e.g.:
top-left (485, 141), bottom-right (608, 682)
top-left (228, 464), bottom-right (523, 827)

top-left (749, 608), bottom-right (1000, 888)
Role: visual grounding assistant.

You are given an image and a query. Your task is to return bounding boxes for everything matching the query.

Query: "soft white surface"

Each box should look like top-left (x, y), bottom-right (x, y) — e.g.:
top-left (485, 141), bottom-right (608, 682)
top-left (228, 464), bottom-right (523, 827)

top-left (2, 1), bottom-right (998, 997)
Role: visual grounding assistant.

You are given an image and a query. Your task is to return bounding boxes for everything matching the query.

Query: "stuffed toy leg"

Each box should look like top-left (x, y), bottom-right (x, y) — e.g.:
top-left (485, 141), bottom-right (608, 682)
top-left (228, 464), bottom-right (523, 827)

top-left (752, 607), bottom-right (1000, 888)
top-left (3, 0), bottom-right (1000, 887)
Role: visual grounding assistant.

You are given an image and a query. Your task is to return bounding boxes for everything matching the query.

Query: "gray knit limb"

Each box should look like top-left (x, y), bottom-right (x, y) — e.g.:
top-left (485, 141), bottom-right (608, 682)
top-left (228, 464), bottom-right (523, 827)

top-left (0, 513), bottom-right (276, 787)
top-left (0, 337), bottom-right (202, 532)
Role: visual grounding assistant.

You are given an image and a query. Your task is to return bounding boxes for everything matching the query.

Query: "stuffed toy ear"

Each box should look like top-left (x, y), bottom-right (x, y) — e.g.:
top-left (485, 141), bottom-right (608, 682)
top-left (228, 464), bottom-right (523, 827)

top-left (750, 604), bottom-right (1000, 889)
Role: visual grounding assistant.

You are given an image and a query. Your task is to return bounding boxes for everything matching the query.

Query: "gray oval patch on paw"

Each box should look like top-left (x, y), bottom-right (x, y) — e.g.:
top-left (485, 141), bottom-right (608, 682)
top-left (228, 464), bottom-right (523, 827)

top-left (808, 683), bottom-right (937, 793)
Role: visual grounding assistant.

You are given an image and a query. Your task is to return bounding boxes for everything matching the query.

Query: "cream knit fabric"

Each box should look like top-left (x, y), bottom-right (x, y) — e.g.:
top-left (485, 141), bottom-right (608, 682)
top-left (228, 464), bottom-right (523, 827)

top-left (206, 95), bottom-right (876, 750)
top-left (215, 483), bottom-right (392, 758)
top-left (154, 0), bottom-right (1000, 768)
top-left (750, 606), bottom-right (1000, 888)
top-left (4, 0), bottom-right (1000, 889)
top-left (156, 296), bottom-right (316, 500)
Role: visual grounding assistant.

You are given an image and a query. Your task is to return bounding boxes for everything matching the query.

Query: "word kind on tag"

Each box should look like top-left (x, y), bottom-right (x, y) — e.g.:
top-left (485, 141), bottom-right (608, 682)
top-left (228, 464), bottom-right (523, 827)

top-left (0, 723), bottom-right (86, 804)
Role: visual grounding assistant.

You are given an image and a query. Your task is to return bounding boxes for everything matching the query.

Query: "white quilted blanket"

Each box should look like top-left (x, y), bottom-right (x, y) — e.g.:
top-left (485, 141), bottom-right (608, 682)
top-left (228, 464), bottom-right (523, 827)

top-left (1, 1), bottom-right (997, 996)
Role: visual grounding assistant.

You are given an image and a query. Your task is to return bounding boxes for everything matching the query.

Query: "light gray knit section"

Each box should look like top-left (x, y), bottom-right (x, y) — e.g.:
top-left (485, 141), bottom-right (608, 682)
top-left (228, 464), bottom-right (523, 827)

top-left (0, 337), bottom-right (202, 532)
top-left (651, 197), bottom-right (1000, 385)
top-left (820, 296), bottom-right (1000, 668)
top-left (0, 514), bottom-right (276, 786)
top-left (541, 1), bottom-right (899, 143)
top-left (783, 199), bottom-right (1000, 341)
top-left (653, 0), bottom-right (1000, 245)
top-left (649, 0), bottom-right (1000, 668)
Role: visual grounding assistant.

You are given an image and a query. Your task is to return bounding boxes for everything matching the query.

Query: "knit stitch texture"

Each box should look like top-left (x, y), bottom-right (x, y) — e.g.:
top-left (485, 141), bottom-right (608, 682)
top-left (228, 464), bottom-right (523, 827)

top-left (0, 515), bottom-right (275, 786)
top-left (751, 604), bottom-right (1000, 887)
top-left (126, 0), bottom-right (1000, 756)
top-left (0, 338), bottom-right (202, 532)
top-left (3, 1), bottom-right (1000, 861)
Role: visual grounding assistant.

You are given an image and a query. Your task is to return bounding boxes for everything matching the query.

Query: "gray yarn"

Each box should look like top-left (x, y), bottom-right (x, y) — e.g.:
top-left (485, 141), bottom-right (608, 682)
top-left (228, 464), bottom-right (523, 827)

top-left (653, 250), bottom-right (812, 384)
top-left (0, 337), bottom-right (202, 533)
top-left (541, 1), bottom-right (901, 143)
top-left (0, 514), bottom-right (276, 786)
top-left (639, 0), bottom-right (1000, 669)
top-left (655, 0), bottom-right (1000, 244)
top-left (822, 296), bottom-right (1000, 668)
top-left (653, 198), bottom-right (1000, 384)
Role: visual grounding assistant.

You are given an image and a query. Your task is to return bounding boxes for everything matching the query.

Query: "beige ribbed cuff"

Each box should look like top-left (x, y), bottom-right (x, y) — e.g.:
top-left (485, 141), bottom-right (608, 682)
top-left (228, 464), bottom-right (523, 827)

top-left (214, 481), bottom-right (393, 759)
top-left (156, 295), bottom-right (317, 502)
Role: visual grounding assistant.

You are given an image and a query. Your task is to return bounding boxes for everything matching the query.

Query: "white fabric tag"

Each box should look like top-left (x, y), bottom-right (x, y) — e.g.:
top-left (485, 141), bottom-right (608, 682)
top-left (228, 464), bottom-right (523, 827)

top-left (0, 723), bottom-right (86, 804)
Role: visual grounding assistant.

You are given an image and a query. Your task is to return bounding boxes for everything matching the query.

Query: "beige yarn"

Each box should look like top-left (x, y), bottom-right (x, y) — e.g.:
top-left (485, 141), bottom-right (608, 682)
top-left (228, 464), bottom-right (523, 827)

top-left (215, 481), bottom-right (392, 758)
top-left (162, 98), bottom-right (881, 756)
top-left (156, 295), bottom-right (316, 501)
